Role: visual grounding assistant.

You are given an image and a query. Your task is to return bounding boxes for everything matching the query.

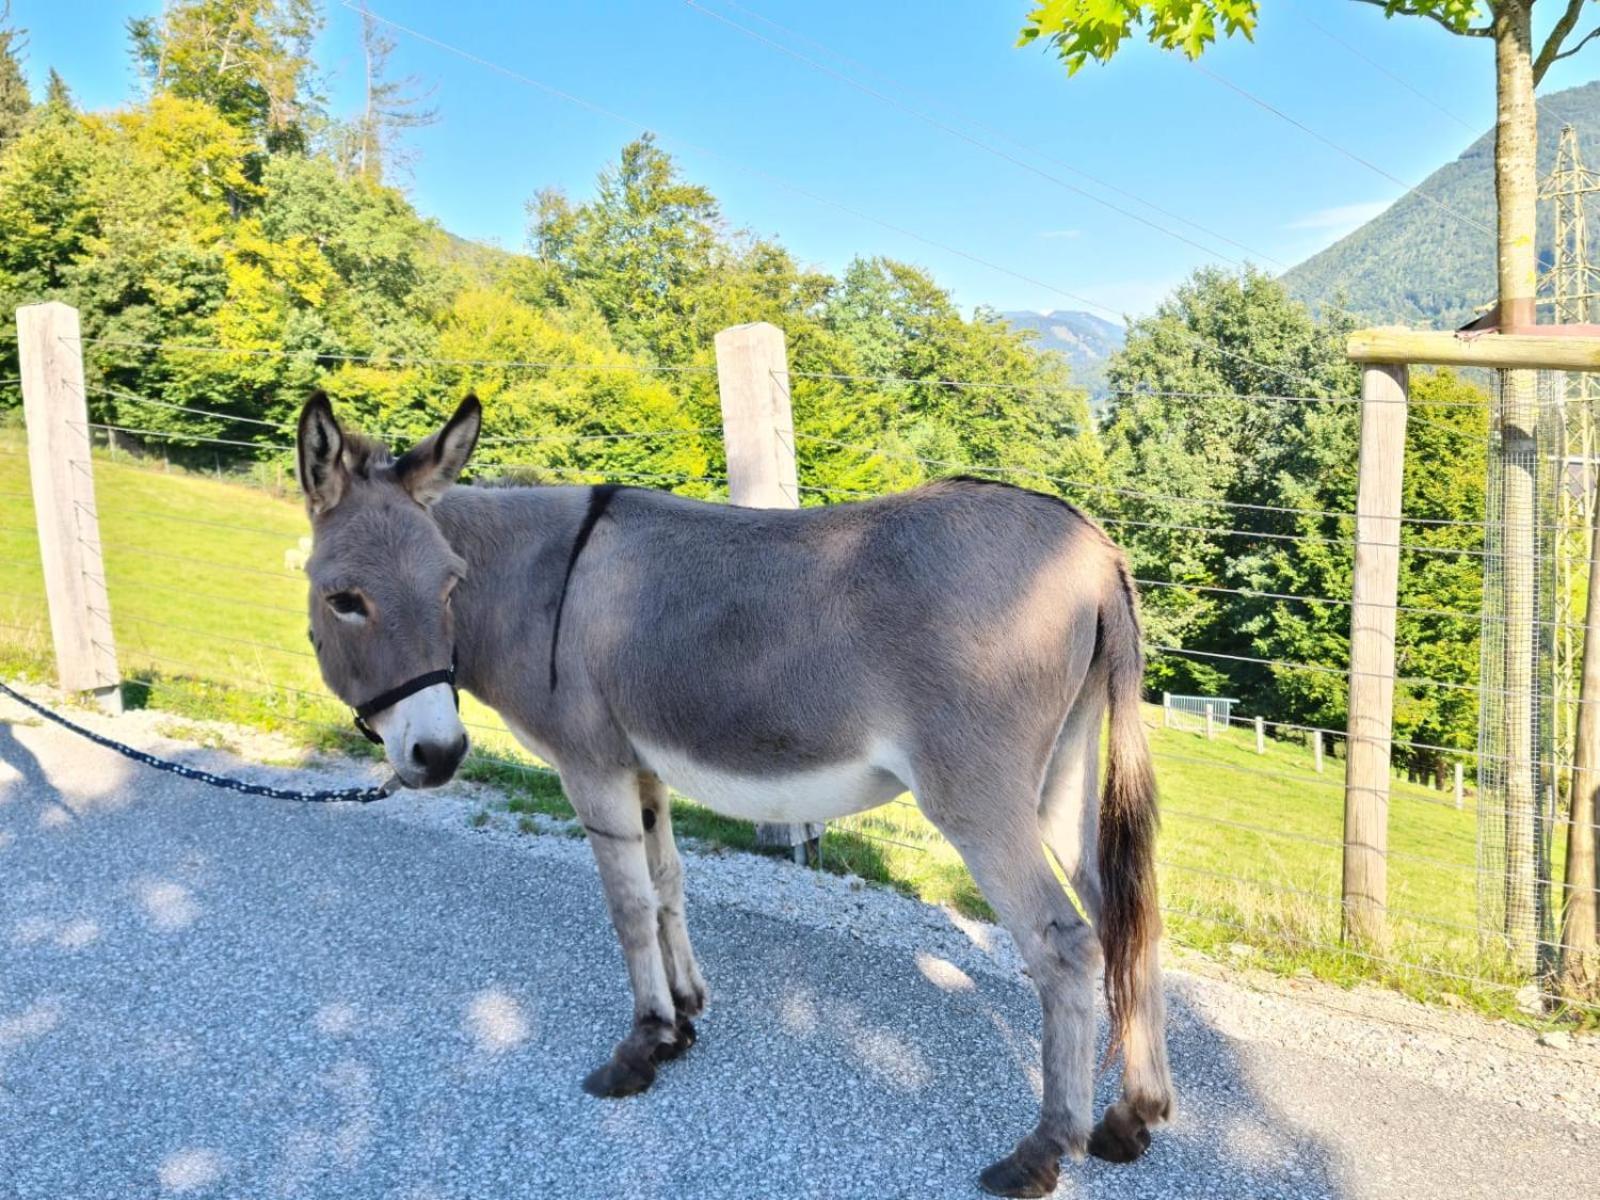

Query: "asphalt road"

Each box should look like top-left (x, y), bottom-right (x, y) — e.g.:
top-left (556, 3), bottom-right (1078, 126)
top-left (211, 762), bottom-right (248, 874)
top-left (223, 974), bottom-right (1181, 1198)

top-left (0, 706), bottom-right (1593, 1199)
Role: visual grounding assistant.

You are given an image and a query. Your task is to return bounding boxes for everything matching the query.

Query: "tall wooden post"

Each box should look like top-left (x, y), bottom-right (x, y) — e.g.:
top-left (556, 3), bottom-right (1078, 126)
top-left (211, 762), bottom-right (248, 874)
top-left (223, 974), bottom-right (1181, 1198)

top-left (17, 302), bottom-right (120, 710)
top-left (1254, 715), bottom-right (1265, 755)
top-left (1560, 464), bottom-right (1600, 987)
top-left (714, 322), bottom-right (817, 863)
top-left (1342, 362), bottom-right (1408, 946)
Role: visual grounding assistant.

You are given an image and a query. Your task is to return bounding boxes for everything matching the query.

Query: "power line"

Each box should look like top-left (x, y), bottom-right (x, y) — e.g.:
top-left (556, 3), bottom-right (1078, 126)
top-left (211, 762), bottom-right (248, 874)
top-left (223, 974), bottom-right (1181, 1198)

top-left (1193, 63), bottom-right (1494, 239)
top-left (1289, 3), bottom-right (1478, 134)
top-left (700, 0), bottom-right (1289, 269)
top-left (350, 3), bottom-right (1333, 392)
top-left (684, 0), bottom-right (1263, 269)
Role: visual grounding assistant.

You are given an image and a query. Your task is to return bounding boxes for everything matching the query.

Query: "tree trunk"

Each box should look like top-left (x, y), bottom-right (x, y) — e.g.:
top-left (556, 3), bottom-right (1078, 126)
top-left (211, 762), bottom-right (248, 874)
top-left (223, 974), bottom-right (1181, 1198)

top-left (1494, 0), bottom-right (1544, 976)
top-left (1562, 465), bottom-right (1600, 989)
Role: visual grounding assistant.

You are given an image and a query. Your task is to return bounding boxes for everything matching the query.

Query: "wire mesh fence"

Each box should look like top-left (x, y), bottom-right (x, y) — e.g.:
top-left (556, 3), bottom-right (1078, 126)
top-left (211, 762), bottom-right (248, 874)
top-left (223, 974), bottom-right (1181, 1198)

top-left (1, 337), bottom-right (1596, 1030)
top-left (1477, 369), bottom-right (1562, 979)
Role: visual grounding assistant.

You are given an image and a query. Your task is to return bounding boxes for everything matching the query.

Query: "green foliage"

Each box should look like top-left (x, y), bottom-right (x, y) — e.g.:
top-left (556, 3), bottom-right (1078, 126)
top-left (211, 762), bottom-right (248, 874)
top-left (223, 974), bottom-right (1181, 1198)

top-left (1100, 268), bottom-right (1486, 762)
top-left (1018, 0), bottom-right (1487, 74)
top-left (1100, 267), bottom-right (1357, 692)
top-left (0, 10), bottom-right (30, 147)
top-left (43, 68), bottom-right (69, 111)
top-left (1019, 0), bottom-right (1258, 72)
top-left (128, 0), bottom-right (322, 155)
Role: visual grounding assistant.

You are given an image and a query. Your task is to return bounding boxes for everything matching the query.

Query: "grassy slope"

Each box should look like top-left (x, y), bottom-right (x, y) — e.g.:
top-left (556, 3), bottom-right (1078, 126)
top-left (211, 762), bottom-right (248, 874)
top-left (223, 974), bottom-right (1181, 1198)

top-left (0, 434), bottom-right (1556, 1018)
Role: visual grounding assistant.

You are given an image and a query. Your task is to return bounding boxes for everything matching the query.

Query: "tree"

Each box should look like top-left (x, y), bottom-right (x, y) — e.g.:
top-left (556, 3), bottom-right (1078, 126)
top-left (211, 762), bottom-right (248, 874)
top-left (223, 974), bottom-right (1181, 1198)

top-left (1019, 0), bottom-right (1597, 982)
top-left (129, 0), bottom-right (323, 155)
top-left (43, 68), bottom-right (71, 112)
top-left (532, 135), bottom-right (725, 364)
top-left (350, 1), bottom-right (436, 184)
top-left (0, 3), bottom-right (31, 148)
top-left (1100, 268), bottom-right (1357, 697)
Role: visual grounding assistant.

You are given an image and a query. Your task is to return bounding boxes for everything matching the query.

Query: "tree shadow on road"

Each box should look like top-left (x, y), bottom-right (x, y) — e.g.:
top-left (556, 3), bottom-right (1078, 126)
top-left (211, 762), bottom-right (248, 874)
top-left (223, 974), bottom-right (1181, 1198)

top-left (0, 715), bottom-right (82, 830)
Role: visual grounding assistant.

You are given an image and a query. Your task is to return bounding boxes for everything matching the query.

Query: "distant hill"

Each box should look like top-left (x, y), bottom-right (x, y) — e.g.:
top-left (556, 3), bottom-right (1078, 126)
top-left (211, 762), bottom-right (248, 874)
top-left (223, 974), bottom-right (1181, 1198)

top-left (1282, 80), bottom-right (1600, 329)
top-left (1003, 309), bottom-right (1125, 400)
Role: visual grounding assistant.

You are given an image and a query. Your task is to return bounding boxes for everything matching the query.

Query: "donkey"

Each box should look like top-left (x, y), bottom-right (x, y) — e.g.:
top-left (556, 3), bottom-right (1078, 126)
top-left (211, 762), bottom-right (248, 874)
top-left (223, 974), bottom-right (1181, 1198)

top-left (296, 392), bottom-right (1172, 1197)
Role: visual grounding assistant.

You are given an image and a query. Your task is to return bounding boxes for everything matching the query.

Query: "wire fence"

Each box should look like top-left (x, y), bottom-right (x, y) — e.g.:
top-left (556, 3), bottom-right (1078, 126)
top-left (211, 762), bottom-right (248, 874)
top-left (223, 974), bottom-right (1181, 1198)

top-left (0, 339), bottom-right (1594, 1028)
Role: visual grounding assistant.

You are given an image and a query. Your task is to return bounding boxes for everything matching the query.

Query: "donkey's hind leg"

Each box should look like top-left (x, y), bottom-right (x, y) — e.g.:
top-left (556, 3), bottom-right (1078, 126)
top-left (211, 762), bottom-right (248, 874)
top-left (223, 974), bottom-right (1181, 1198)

top-left (638, 772), bottom-right (708, 1057)
top-left (924, 782), bottom-right (1100, 1199)
top-left (1039, 678), bottom-right (1173, 1164)
top-left (564, 765), bottom-right (685, 1098)
top-left (1037, 673), bottom-right (1105, 926)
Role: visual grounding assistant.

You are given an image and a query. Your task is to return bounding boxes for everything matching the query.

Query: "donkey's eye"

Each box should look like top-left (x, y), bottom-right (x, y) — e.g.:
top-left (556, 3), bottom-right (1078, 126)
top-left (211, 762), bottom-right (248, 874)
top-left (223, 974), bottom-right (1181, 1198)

top-left (325, 590), bottom-right (368, 621)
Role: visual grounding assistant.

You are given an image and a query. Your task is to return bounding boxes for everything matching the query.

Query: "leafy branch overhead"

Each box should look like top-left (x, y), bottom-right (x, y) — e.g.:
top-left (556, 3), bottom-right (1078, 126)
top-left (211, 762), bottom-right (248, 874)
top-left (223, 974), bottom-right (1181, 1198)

top-left (1021, 1), bottom-right (1597, 85)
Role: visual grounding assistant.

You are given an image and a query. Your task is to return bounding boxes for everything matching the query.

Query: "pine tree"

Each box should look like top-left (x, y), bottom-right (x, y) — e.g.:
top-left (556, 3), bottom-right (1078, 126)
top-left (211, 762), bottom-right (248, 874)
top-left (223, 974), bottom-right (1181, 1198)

top-left (354, 2), bottom-right (436, 184)
top-left (43, 68), bottom-right (70, 112)
top-left (0, 4), bottom-right (31, 148)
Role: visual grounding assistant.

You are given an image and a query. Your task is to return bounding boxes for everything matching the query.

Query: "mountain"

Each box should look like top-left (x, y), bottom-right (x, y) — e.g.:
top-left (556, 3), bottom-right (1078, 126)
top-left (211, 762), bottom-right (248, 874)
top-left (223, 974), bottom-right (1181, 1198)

top-left (1003, 309), bottom-right (1126, 400)
top-left (1282, 80), bottom-right (1600, 329)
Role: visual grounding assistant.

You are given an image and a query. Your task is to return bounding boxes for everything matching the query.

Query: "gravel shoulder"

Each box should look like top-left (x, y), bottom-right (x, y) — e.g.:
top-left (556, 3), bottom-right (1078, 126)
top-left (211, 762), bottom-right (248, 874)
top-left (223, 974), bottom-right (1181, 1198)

top-left (1, 687), bottom-right (1596, 1199)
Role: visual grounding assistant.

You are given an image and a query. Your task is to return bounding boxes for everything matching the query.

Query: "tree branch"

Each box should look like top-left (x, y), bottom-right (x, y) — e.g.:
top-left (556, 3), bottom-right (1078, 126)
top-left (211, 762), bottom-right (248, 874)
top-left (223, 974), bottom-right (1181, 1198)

top-left (1349, 0), bottom-right (1492, 38)
top-left (1535, 0), bottom-right (1592, 83)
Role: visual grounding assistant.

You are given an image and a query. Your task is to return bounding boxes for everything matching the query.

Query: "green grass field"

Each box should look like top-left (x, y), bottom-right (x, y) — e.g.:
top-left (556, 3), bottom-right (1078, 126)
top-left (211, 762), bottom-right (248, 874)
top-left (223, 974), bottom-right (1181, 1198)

top-left (0, 430), bottom-right (1566, 1021)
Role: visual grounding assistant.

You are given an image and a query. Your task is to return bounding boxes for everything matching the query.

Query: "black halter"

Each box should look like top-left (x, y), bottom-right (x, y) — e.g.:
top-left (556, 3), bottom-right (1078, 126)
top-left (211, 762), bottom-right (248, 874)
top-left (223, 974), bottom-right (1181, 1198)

top-left (351, 649), bottom-right (459, 745)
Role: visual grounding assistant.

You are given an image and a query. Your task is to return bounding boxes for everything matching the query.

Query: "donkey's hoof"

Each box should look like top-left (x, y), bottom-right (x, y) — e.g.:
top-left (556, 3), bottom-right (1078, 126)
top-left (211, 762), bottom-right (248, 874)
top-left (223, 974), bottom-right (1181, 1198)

top-left (1088, 1103), bottom-right (1152, 1164)
top-left (673, 981), bottom-right (709, 1018)
top-left (978, 1151), bottom-right (1059, 1198)
top-left (653, 1017), bottom-right (697, 1062)
top-left (581, 1054), bottom-right (657, 1098)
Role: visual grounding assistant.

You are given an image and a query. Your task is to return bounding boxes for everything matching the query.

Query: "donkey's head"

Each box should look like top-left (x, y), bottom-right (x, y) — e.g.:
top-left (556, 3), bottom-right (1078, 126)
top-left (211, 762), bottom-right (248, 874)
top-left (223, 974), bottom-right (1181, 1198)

top-left (297, 392), bottom-right (481, 788)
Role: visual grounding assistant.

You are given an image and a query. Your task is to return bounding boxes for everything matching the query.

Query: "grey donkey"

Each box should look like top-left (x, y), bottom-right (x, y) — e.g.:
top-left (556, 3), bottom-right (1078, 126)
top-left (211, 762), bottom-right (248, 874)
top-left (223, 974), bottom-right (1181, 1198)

top-left (296, 392), bottom-right (1173, 1197)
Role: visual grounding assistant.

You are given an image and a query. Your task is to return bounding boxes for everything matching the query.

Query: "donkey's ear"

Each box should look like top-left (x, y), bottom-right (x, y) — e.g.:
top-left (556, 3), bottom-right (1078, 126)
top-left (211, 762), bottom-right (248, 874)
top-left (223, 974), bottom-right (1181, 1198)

top-left (395, 394), bottom-right (481, 507)
top-left (297, 391), bottom-right (347, 517)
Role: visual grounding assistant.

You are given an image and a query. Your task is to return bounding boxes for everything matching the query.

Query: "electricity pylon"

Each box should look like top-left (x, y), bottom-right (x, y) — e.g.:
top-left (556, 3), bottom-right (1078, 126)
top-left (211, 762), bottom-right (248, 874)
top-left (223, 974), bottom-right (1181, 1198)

top-left (1540, 124), bottom-right (1600, 788)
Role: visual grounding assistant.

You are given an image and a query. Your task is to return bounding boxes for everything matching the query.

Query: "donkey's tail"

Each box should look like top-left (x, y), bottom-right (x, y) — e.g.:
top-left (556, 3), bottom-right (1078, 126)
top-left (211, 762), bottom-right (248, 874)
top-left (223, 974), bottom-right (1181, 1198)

top-left (1095, 554), bottom-right (1169, 1115)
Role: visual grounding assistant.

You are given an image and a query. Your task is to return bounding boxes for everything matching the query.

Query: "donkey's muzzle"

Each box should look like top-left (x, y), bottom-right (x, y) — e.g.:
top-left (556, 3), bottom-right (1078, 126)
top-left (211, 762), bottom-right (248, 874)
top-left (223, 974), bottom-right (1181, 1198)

top-left (411, 733), bottom-right (468, 787)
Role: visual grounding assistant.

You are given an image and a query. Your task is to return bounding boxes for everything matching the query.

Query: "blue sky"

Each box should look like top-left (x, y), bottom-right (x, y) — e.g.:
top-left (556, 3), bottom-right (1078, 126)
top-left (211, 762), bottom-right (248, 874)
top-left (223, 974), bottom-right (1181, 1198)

top-left (10, 2), bottom-right (1599, 319)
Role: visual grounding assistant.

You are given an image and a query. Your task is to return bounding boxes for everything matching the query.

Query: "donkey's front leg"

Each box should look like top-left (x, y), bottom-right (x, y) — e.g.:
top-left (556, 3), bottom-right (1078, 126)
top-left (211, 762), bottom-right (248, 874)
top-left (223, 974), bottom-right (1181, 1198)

top-left (565, 766), bottom-right (682, 1098)
top-left (639, 773), bottom-right (709, 1055)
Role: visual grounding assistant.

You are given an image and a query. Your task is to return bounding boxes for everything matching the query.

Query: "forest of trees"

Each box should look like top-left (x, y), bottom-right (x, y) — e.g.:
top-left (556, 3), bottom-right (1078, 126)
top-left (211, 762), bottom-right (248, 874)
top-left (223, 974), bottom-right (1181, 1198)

top-left (0, 1), bottom-right (1488, 778)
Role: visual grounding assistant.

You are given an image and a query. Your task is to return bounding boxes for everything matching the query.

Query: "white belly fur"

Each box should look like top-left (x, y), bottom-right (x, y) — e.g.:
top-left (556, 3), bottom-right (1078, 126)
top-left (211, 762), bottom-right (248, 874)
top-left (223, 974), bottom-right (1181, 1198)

top-left (634, 735), bottom-right (913, 824)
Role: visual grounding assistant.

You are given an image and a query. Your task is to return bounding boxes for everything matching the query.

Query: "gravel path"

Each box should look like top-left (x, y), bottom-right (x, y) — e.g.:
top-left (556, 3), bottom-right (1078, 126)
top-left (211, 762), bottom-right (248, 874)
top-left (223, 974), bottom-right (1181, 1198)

top-left (1, 689), bottom-right (1596, 1199)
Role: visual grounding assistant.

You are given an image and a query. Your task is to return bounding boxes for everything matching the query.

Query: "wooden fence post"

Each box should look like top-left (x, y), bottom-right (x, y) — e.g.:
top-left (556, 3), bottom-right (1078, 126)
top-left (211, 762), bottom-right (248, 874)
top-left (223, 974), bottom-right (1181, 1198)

top-left (714, 322), bottom-right (817, 864)
top-left (1255, 715), bottom-right (1265, 755)
top-left (1454, 762), bottom-right (1465, 812)
top-left (1163, 692), bottom-right (1172, 729)
top-left (1312, 730), bottom-right (1324, 774)
top-left (17, 302), bottom-right (120, 711)
top-left (1342, 362), bottom-right (1408, 946)
top-left (1203, 702), bottom-right (1215, 741)
top-left (1559, 455), bottom-right (1600, 984)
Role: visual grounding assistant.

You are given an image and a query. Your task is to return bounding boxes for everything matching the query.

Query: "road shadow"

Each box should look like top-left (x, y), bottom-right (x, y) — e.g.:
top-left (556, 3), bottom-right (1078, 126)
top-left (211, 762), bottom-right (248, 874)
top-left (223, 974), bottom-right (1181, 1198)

top-left (0, 715), bottom-right (83, 830)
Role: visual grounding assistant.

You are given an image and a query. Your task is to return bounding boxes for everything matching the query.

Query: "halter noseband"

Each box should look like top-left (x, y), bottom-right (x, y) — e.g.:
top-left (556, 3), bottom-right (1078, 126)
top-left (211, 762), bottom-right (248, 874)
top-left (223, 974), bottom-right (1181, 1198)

top-left (351, 650), bottom-right (459, 745)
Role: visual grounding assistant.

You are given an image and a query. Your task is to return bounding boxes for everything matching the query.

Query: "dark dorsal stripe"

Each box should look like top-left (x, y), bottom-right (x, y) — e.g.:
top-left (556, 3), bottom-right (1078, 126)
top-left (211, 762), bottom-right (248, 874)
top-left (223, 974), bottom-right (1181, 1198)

top-left (548, 484), bottom-right (622, 690)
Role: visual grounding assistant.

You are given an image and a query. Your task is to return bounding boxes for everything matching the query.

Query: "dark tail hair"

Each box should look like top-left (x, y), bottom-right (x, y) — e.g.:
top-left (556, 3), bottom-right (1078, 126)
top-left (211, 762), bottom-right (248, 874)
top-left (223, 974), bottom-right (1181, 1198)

top-left (1096, 556), bottom-right (1161, 1047)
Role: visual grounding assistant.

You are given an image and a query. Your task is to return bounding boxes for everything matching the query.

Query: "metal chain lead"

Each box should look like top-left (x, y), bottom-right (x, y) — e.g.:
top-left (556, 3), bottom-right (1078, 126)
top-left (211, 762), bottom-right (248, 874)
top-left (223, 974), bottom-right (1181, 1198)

top-left (0, 680), bottom-right (397, 804)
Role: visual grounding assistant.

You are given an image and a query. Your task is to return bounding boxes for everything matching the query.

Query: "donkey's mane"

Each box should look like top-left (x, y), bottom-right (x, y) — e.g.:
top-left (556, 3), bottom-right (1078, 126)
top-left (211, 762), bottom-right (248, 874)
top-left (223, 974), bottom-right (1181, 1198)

top-left (340, 430), bottom-right (397, 480)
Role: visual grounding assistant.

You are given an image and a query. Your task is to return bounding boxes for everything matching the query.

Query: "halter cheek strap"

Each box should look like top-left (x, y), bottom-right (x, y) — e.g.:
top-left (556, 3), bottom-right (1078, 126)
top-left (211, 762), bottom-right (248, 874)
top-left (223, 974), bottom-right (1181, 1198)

top-left (352, 651), bottom-right (459, 745)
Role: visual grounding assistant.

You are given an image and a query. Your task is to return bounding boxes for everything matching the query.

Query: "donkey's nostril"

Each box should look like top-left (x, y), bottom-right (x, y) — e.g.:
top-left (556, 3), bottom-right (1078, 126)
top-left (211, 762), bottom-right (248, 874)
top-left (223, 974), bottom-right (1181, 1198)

top-left (411, 735), bottom-right (468, 785)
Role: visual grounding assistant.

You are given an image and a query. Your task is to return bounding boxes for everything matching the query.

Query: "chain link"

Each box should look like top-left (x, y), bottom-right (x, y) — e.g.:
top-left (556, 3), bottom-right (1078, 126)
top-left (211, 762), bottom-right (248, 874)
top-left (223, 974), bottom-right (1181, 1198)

top-left (0, 681), bottom-right (397, 804)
